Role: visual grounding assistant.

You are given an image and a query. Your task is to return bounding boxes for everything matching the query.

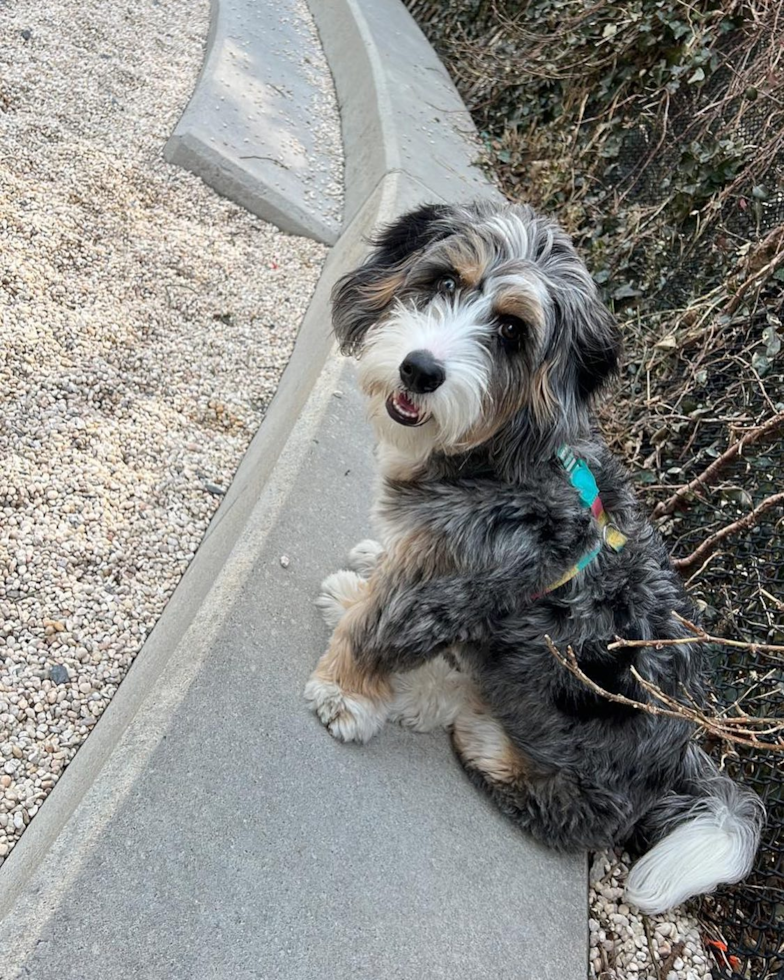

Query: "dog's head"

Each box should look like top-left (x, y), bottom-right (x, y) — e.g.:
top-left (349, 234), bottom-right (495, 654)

top-left (332, 202), bottom-right (621, 468)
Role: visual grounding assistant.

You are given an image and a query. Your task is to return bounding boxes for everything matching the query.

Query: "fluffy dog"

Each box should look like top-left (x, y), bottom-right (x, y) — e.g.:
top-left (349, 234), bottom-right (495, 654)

top-left (304, 201), bottom-right (763, 914)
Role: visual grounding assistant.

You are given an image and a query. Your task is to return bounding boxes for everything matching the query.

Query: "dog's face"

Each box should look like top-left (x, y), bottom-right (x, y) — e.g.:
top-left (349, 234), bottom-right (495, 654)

top-left (332, 203), bottom-right (621, 465)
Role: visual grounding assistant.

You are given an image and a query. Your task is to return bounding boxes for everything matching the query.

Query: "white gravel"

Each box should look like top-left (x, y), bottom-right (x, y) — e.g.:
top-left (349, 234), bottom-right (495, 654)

top-left (0, 0), bottom-right (340, 863)
top-left (590, 851), bottom-right (713, 980)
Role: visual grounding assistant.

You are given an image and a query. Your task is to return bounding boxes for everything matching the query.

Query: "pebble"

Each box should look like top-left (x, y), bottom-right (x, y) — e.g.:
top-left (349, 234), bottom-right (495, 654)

top-left (589, 849), bottom-right (713, 980)
top-left (0, 0), bottom-right (339, 862)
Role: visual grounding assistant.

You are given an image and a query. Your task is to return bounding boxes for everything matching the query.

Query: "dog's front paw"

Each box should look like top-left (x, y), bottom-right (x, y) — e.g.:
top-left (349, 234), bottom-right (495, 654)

top-left (346, 538), bottom-right (384, 576)
top-left (315, 569), bottom-right (367, 628)
top-left (304, 674), bottom-right (389, 743)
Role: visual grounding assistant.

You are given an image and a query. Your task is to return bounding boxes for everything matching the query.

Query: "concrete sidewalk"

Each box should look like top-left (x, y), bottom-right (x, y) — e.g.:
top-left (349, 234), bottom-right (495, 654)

top-left (0, 365), bottom-right (584, 980)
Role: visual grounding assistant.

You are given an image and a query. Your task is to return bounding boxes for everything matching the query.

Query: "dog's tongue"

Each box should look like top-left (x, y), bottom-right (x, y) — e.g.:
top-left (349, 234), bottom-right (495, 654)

top-left (396, 391), bottom-right (419, 415)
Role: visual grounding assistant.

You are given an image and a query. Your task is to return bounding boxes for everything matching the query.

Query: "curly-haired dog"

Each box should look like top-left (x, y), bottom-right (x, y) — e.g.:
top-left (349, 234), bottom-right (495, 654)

top-left (304, 201), bottom-right (763, 914)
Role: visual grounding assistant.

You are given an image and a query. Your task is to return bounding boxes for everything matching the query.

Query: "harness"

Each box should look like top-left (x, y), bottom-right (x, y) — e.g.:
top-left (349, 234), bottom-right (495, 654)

top-left (533, 445), bottom-right (627, 599)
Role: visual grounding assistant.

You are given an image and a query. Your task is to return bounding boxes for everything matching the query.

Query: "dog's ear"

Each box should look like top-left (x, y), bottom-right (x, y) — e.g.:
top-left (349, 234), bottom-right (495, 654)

top-left (530, 238), bottom-right (622, 427)
top-left (564, 292), bottom-right (622, 403)
top-left (494, 292), bottom-right (621, 477)
top-left (507, 250), bottom-right (621, 471)
top-left (331, 203), bottom-right (454, 354)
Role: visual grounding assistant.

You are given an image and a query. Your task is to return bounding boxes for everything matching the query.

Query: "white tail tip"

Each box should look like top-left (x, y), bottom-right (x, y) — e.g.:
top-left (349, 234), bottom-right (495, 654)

top-left (625, 792), bottom-right (763, 915)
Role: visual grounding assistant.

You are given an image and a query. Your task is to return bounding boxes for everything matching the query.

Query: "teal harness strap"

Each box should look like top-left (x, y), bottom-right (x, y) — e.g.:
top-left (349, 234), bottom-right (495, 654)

top-left (532, 446), bottom-right (627, 599)
top-left (556, 445), bottom-right (599, 507)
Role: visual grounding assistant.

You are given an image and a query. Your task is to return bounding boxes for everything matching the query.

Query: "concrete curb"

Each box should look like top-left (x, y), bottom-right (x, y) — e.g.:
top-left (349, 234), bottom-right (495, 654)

top-left (164, 0), bottom-right (343, 245)
top-left (308, 0), bottom-right (503, 226)
top-left (0, 0), bottom-right (500, 923)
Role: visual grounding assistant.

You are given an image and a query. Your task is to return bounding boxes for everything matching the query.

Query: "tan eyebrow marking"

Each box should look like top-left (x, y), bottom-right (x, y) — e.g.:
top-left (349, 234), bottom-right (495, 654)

top-left (357, 270), bottom-right (408, 309)
top-left (442, 232), bottom-right (493, 289)
top-left (493, 289), bottom-right (546, 330)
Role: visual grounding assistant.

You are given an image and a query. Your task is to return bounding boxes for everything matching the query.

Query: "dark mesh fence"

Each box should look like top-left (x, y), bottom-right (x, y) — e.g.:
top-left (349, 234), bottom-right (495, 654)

top-left (643, 332), bottom-right (783, 979)
top-left (405, 3), bottom-right (783, 976)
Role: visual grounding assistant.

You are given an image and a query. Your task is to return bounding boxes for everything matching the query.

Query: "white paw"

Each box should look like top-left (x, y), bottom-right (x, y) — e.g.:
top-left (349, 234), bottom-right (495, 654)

top-left (303, 675), bottom-right (389, 743)
top-left (389, 656), bottom-right (469, 733)
top-left (315, 569), bottom-right (366, 628)
top-left (346, 538), bottom-right (384, 576)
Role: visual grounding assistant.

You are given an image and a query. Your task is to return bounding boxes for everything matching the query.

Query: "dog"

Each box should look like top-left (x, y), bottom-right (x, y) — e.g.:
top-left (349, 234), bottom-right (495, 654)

top-left (303, 201), bottom-right (763, 914)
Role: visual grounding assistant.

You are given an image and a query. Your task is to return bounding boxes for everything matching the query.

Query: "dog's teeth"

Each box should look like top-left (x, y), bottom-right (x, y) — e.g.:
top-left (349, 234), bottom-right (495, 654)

top-left (394, 395), bottom-right (419, 418)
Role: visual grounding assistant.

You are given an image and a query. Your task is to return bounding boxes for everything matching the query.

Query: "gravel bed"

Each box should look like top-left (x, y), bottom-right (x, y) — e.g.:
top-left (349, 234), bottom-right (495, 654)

top-left (590, 851), bottom-right (713, 980)
top-left (0, 0), bottom-right (340, 864)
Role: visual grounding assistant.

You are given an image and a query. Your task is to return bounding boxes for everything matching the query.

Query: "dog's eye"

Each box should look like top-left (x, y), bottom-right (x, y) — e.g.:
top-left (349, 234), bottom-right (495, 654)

top-left (436, 274), bottom-right (459, 295)
top-left (497, 315), bottom-right (526, 349)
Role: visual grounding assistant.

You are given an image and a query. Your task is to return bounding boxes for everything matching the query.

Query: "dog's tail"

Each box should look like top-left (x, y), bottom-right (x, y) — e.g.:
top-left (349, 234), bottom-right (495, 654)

top-left (625, 745), bottom-right (764, 914)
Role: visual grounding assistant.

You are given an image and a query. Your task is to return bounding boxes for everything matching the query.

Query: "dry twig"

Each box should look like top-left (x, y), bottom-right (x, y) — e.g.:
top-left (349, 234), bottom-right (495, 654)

top-left (544, 628), bottom-right (784, 752)
top-left (652, 412), bottom-right (784, 518)
top-left (673, 492), bottom-right (784, 571)
top-left (607, 610), bottom-right (784, 658)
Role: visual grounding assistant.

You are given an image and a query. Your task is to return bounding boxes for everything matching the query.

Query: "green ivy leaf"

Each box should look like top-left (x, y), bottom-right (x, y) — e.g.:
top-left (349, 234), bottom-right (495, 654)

top-left (752, 351), bottom-right (771, 376)
top-left (762, 326), bottom-right (781, 358)
top-left (635, 471), bottom-right (658, 485)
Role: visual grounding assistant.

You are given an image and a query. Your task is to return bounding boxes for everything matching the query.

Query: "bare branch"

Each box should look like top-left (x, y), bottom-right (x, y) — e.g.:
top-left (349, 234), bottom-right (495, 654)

top-left (652, 412), bottom-right (784, 518)
top-left (673, 492), bottom-right (784, 571)
top-left (544, 635), bottom-right (784, 752)
top-left (607, 611), bottom-right (784, 658)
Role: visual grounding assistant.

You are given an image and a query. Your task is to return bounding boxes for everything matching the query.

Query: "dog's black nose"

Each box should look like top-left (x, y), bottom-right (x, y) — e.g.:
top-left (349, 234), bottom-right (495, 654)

top-left (399, 350), bottom-right (446, 393)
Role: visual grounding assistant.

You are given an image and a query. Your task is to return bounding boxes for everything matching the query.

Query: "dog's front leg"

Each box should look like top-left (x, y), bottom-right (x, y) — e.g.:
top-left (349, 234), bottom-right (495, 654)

top-left (305, 557), bottom-right (520, 742)
top-left (306, 561), bottom-right (463, 743)
top-left (304, 575), bottom-right (397, 743)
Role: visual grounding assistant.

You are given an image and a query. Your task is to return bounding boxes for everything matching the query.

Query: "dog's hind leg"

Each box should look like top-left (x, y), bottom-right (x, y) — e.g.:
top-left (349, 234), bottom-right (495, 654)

top-left (389, 655), bottom-right (470, 732)
top-left (346, 539), bottom-right (384, 577)
top-left (451, 697), bottom-right (533, 787)
top-left (452, 699), bottom-right (635, 851)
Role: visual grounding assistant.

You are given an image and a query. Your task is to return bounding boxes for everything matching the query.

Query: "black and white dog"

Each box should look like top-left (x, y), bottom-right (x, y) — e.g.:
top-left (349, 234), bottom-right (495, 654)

top-left (304, 201), bottom-right (763, 914)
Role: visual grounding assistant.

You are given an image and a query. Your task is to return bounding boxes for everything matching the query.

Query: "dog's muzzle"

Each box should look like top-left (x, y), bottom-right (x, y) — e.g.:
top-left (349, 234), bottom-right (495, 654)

top-left (384, 349), bottom-right (445, 427)
top-left (398, 350), bottom-right (445, 394)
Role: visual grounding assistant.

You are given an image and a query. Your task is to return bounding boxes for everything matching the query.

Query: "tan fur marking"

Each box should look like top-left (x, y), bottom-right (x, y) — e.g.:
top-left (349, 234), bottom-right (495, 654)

top-left (529, 360), bottom-right (558, 425)
top-left (358, 270), bottom-right (407, 310)
top-left (452, 699), bottom-right (531, 786)
top-left (388, 526), bottom-right (453, 579)
top-left (443, 234), bottom-right (493, 289)
top-left (493, 291), bottom-right (545, 331)
top-left (312, 593), bottom-right (393, 703)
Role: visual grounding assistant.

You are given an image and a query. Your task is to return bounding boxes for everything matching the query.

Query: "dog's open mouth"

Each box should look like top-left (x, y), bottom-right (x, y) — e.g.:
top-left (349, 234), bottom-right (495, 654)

top-left (386, 391), bottom-right (429, 427)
